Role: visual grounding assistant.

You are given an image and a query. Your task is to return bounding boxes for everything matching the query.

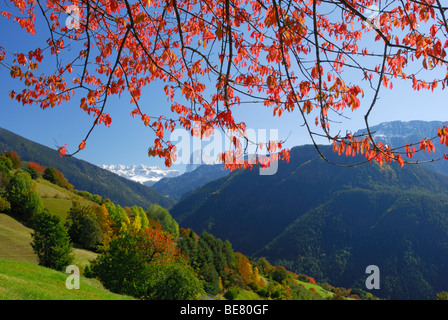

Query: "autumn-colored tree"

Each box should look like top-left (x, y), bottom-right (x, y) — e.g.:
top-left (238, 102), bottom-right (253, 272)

top-left (28, 161), bottom-right (46, 175)
top-left (234, 252), bottom-right (252, 286)
top-left (90, 225), bottom-right (183, 298)
top-left (92, 204), bottom-right (113, 249)
top-left (2, 0), bottom-right (448, 170)
top-left (130, 205), bottom-right (150, 230)
top-left (249, 266), bottom-right (262, 291)
top-left (307, 276), bottom-right (317, 285)
top-left (2, 151), bottom-right (21, 169)
top-left (42, 167), bottom-right (73, 190)
top-left (257, 257), bottom-right (273, 275)
top-left (103, 200), bottom-right (130, 232)
top-left (436, 291), bottom-right (448, 300)
top-left (0, 195), bottom-right (11, 212)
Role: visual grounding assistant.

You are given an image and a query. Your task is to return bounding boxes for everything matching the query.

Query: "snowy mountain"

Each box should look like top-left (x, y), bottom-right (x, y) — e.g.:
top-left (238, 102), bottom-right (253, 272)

top-left (355, 120), bottom-right (447, 143)
top-left (99, 164), bottom-right (180, 186)
top-left (355, 120), bottom-right (448, 176)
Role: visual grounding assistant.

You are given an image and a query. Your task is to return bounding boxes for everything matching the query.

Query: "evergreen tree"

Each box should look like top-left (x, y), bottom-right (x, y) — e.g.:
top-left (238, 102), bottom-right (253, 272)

top-left (78, 215), bottom-right (103, 251)
top-left (31, 210), bottom-right (73, 271)
top-left (178, 228), bottom-right (199, 268)
top-left (201, 263), bottom-right (221, 295)
top-left (66, 201), bottom-right (102, 250)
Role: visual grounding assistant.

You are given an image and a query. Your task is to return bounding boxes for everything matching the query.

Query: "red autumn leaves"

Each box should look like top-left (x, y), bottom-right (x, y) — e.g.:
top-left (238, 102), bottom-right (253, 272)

top-left (1, 0), bottom-right (448, 169)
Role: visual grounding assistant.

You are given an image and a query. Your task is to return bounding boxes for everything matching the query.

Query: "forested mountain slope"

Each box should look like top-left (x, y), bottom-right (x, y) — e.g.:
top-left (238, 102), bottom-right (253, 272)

top-left (171, 144), bottom-right (448, 299)
top-left (0, 127), bottom-right (174, 209)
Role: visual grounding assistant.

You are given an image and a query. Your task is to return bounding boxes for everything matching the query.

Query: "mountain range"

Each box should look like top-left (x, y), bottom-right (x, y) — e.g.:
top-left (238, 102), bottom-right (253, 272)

top-left (110, 120), bottom-right (448, 203)
top-left (168, 120), bottom-right (448, 299)
top-left (356, 120), bottom-right (448, 176)
top-left (99, 164), bottom-right (180, 186)
top-left (152, 164), bottom-right (230, 201)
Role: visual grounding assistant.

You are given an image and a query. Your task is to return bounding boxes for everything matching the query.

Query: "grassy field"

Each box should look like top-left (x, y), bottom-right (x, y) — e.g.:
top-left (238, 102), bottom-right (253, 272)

top-left (0, 213), bottom-right (97, 271)
top-left (0, 259), bottom-right (134, 300)
top-left (0, 213), bottom-right (129, 300)
top-left (36, 178), bottom-right (96, 223)
top-left (297, 280), bottom-right (334, 299)
top-left (0, 214), bottom-right (37, 264)
top-left (235, 289), bottom-right (262, 300)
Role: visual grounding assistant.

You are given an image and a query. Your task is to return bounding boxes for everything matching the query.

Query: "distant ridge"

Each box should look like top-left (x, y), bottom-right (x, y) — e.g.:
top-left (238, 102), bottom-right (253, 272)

top-left (356, 120), bottom-right (448, 176)
top-left (0, 127), bottom-right (175, 209)
top-left (152, 164), bottom-right (229, 202)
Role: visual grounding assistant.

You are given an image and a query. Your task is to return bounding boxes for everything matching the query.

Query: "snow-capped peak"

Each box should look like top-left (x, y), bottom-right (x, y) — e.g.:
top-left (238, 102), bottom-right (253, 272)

top-left (99, 164), bottom-right (180, 186)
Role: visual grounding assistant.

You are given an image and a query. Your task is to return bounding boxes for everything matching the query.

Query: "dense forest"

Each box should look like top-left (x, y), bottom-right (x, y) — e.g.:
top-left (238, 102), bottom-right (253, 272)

top-left (170, 144), bottom-right (448, 299)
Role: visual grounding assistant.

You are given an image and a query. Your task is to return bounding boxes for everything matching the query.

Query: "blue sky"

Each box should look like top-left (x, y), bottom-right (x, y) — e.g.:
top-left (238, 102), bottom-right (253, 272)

top-left (0, 4), bottom-right (447, 172)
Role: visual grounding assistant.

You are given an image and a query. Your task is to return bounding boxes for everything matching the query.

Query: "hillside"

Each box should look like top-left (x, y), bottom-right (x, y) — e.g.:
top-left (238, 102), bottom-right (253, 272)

top-left (258, 188), bottom-right (448, 300)
top-left (0, 213), bottom-right (37, 264)
top-left (170, 144), bottom-right (448, 299)
top-left (0, 212), bottom-right (350, 301)
top-left (0, 212), bottom-right (97, 271)
top-left (0, 258), bottom-right (135, 300)
top-left (0, 127), bottom-right (174, 210)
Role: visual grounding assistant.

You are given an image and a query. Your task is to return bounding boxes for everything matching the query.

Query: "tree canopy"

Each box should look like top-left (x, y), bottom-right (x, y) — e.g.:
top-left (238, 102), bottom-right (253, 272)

top-left (1, 0), bottom-right (448, 169)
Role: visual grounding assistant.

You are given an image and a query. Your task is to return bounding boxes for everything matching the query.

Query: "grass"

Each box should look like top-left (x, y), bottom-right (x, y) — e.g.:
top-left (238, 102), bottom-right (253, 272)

top-left (40, 198), bottom-right (75, 223)
top-left (0, 214), bottom-right (37, 264)
top-left (36, 178), bottom-right (97, 223)
top-left (72, 247), bottom-right (98, 272)
top-left (0, 212), bottom-right (127, 300)
top-left (235, 289), bottom-right (262, 300)
top-left (297, 280), bottom-right (334, 299)
top-left (0, 259), bottom-right (135, 300)
top-left (36, 179), bottom-right (73, 200)
top-left (0, 213), bottom-right (97, 272)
